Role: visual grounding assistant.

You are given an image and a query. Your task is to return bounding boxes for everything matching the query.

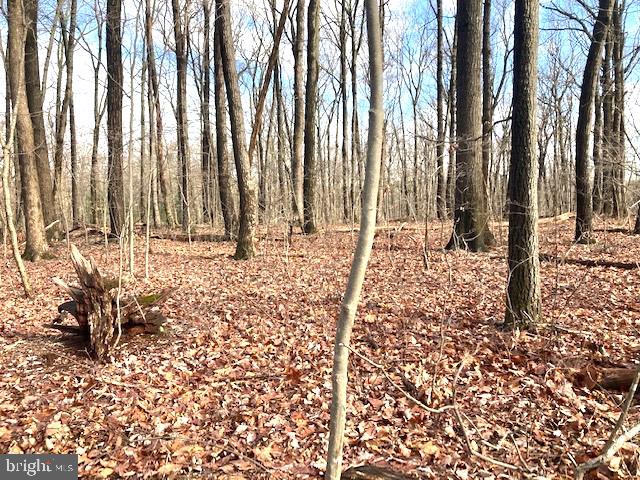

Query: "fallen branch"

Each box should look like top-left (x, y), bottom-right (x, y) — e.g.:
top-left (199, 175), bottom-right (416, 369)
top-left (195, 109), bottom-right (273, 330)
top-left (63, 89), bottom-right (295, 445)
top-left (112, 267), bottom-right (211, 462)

top-left (341, 464), bottom-right (415, 479)
top-left (489, 253), bottom-right (640, 270)
top-left (539, 253), bottom-right (639, 270)
top-left (574, 368), bottom-right (640, 479)
top-left (344, 343), bottom-right (452, 415)
top-left (346, 344), bottom-right (524, 473)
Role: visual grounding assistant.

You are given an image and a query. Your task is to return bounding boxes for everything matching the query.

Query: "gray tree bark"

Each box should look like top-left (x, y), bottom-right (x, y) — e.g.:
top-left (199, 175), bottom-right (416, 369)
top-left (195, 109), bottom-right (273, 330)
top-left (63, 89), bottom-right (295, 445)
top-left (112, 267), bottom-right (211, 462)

top-left (611, 0), bottom-right (626, 218)
top-left (446, 0), bottom-right (492, 252)
top-left (482, 0), bottom-right (492, 200)
top-left (325, 0), bottom-right (384, 476)
top-left (145, 0), bottom-right (175, 227)
top-left (302, 0), bottom-right (320, 233)
top-left (216, 0), bottom-right (257, 259)
top-left (106, 0), bottom-right (125, 235)
top-left (172, 0), bottom-right (191, 233)
top-left (201, 0), bottom-right (212, 223)
top-left (8, 0), bottom-right (48, 261)
top-left (291, 0), bottom-right (305, 226)
top-left (575, 0), bottom-right (613, 243)
top-left (505, 0), bottom-right (541, 330)
top-left (339, 0), bottom-right (350, 221)
top-left (24, 0), bottom-right (57, 235)
top-left (213, 13), bottom-right (237, 239)
top-left (436, 0), bottom-right (446, 220)
top-left (446, 18), bottom-right (457, 217)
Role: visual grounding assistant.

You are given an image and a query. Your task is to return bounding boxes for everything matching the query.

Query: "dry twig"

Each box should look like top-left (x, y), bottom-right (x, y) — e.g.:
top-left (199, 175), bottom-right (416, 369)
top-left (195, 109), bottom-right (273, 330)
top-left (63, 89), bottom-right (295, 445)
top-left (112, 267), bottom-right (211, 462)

top-left (574, 368), bottom-right (640, 479)
top-left (347, 344), bottom-right (524, 473)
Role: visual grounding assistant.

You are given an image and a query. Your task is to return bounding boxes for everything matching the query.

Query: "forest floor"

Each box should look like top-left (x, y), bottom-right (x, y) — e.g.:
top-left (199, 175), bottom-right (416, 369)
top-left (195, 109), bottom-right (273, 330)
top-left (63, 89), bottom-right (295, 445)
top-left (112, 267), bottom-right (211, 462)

top-left (1, 216), bottom-right (640, 479)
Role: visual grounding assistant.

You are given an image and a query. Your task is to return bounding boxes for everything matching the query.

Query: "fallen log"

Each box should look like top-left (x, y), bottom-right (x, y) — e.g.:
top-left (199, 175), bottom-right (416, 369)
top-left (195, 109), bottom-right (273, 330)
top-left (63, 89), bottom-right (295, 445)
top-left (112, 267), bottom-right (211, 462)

top-left (598, 368), bottom-right (640, 392)
top-left (341, 465), bottom-right (415, 479)
top-left (140, 229), bottom-right (227, 243)
top-left (539, 253), bottom-right (639, 270)
top-left (52, 244), bottom-right (172, 361)
top-left (573, 366), bottom-right (640, 393)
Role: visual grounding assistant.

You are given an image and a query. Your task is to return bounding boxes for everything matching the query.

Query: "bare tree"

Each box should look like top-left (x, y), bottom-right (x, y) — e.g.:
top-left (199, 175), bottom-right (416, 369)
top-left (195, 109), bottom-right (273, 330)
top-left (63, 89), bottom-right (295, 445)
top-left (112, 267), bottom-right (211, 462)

top-left (325, 0), bottom-right (384, 475)
top-left (339, 0), bottom-right (350, 221)
top-left (446, 0), bottom-right (492, 251)
top-left (611, 0), bottom-right (626, 218)
top-left (8, 0), bottom-right (48, 260)
top-left (505, 0), bottom-right (541, 330)
top-left (213, 5), bottom-right (236, 239)
top-left (435, 0), bottom-right (446, 220)
top-left (146, 0), bottom-right (176, 227)
top-left (216, 0), bottom-right (257, 259)
top-left (25, 0), bottom-right (57, 235)
top-left (88, 0), bottom-right (106, 224)
top-left (53, 0), bottom-right (78, 223)
top-left (592, 73), bottom-right (603, 214)
top-left (302, 0), bottom-right (320, 233)
top-left (291, 0), bottom-right (305, 226)
top-left (172, 0), bottom-right (191, 232)
top-left (201, 0), bottom-right (212, 223)
top-left (1, 79), bottom-right (31, 295)
top-left (106, 0), bottom-right (125, 235)
top-left (575, 0), bottom-right (613, 243)
top-left (482, 0), bottom-right (492, 198)
top-left (347, 0), bottom-right (364, 216)
top-left (446, 16), bottom-right (457, 217)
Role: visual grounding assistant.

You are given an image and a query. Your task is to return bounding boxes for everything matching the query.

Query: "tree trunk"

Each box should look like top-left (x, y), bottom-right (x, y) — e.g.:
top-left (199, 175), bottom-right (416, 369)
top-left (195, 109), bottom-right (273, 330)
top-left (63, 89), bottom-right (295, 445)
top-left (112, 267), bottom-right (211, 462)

top-left (216, 0), bottom-right (257, 259)
top-left (24, 0), bottom-right (57, 235)
top-left (70, 97), bottom-right (79, 224)
top-left (148, 71), bottom-right (161, 226)
top-left (339, 0), bottom-right (350, 222)
top-left (66, 0), bottom-right (78, 224)
top-left (482, 0), bottom-right (492, 203)
top-left (145, 0), bottom-right (175, 227)
top-left (106, 0), bottom-right (125, 236)
top-left (611, 0), bottom-right (626, 218)
top-left (349, 4), bottom-right (364, 219)
top-left (302, 0), bottom-right (320, 234)
top-left (201, 0), bottom-right (212, 223)
top-left (575, 0), bottom-right (613, 243)
top-left (602, 29), bottom-right (614, 216)
top-left (592, 82), bottom-right (603, 214)
top-left (172, 0), bottom-right (190, 233)
top-left (446, 18), bottom-right (457, 217)
top-left (274, 60), bottom-right (287, 216)
top-left (505, 0), bottom-right (541, 330)
top-left (291, 0), bottom-right (305, 227)
top-left (90, 13), bottom-right (104, 225)
top-left (140, 38), bottom-right (148, 222)
top-left (8, 0), bottom-right (48, 261)
top-left (446, 1), bottom-right (491, 252)
top-left (213, 13), bottom-right (237, 239)
top-left (52, 0), bottom-right (77, 215)
top-left (2, 141), bottom-right (31, 296)
top-left (325, 0), bottom-right (383, 475)
top-left (435, 0), bottom-right (446, 220)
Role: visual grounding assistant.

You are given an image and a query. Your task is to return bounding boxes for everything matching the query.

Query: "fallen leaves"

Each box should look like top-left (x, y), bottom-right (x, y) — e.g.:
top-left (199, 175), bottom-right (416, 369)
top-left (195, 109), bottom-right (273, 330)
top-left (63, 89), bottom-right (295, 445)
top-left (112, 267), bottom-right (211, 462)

top-left (0, 219), bottom-right (639, 478)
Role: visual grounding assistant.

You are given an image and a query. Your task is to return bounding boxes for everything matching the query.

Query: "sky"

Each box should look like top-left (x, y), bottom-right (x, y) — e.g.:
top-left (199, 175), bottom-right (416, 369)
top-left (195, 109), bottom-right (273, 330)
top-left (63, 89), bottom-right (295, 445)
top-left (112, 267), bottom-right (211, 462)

top-left (0, 0), bottom-right (638, 180)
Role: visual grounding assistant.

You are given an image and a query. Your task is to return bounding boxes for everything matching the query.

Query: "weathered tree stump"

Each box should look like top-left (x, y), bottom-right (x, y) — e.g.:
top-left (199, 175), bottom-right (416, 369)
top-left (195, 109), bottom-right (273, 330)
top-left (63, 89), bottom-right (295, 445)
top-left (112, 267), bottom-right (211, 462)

top-left (52, 245), bottom-right (172, 361)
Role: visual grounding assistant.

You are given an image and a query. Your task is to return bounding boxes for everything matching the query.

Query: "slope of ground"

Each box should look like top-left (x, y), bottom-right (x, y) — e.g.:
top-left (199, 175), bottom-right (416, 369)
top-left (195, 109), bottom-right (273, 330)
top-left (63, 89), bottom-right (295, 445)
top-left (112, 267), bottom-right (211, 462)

top-left (0, 217), bottom-right (638, 479)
